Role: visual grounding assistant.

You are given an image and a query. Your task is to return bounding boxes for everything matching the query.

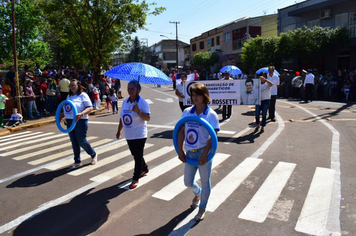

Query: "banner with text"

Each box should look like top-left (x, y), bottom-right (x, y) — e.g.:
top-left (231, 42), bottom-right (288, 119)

top-left (183, 79), bottom-right (261, 106)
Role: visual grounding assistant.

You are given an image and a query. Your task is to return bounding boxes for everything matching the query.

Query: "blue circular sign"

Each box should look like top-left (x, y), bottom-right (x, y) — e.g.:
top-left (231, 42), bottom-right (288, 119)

top-left (56, 100), bottom-right (78, 133)
top-left (173, 116), bottom-right (218, 166)
top-left (123, 114), bottom-right (133, 126)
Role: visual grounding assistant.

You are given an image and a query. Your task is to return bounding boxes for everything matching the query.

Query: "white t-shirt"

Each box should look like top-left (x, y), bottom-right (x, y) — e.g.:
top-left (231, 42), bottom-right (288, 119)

top-left (260, 83), bottom-right (271, 101)
top-left (304, 73), bottom-right (315, 86)
top-left (88, 83), bottom-right (94, 92)
top-left (10, 113), bottom-right (23, 121)
top-left (109, 93), bottom-right (118, 102)
top-left (64, 93), bottom-right (92, 119)
top-left (120, 96), bottom-right (150, 140)
top-left (181, 105), bottom-right (219, 151)
top-left (267, 74), bottom-right (280, 96)
top-left (176, 82), bottom-right (184, 102)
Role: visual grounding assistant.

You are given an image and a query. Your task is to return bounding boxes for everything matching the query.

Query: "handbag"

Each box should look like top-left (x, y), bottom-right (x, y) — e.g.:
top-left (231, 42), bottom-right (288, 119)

top-left (46, 88), bottom-right (56, 96)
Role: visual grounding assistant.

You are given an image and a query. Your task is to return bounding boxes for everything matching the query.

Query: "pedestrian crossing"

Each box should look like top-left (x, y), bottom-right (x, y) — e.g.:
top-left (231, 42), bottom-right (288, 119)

top-left (0, 131), bottom-right (338, 235)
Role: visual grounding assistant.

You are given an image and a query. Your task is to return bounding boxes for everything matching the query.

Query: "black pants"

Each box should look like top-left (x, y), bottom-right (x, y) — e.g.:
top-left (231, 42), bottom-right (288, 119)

top-left (305, 84), bottom-right (313, 102)
top-left (179, 101), bottom-right (190, 112)
top-left (60, 92), bottom-right (69, 103)
top-left (268, 95), bottom-right (277, 119)
top-left (127, 138), bottom-right (148, 181)
top-left (222, 105), bottom-right (232, 119)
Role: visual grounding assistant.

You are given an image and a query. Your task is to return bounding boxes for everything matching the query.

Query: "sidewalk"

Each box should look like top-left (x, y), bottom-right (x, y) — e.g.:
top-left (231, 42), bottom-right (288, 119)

top-left (0, 106), bottom-right (106, 136)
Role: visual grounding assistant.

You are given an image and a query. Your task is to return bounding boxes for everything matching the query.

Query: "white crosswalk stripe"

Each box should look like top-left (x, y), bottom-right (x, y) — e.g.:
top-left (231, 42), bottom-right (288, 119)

top-left (2, 136), bottom-right (70, 157)
top-left (152, 153), bottom-right (230, 201)
top-left (28, 138), bottom-right (111, 165)
top-left (0, 132), bottom-right (45, 147)
top-left (295, 167), bottom-right (335, 235)
top-left (0, 133), bottom-right (67, 151)
top-left (238, 162), bottom-right (296, 223)
top-left (0, 131), bottom-right (32, 141)
top-left (0, 131), bottom-right (339, 236)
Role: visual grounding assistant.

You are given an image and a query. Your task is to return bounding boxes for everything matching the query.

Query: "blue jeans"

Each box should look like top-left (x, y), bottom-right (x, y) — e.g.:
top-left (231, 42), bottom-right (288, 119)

top-left (184, 149), bottom-right (212, 210)
top-left (27, 100), bottom-right (40, 118)
top-left (46, 96), bottom-right (55, 113)
top-left (112, 101), bottom-right (118, 113)
top-left (67, 119), bottom-right (96, 163)
top-left (255, 99), bottom-right (270, 127)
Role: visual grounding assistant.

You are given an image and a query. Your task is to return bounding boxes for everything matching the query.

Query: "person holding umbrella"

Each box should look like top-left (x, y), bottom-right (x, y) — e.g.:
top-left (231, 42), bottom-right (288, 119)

top-left (116, 80), bottom-right (151, 189)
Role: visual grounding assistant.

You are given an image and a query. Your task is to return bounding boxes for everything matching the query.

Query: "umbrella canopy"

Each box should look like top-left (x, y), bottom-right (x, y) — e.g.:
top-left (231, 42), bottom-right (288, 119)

top-left (256, 67), bottom-right (280, 76)
top-left (104, 62), bottom-right (172, 85)
top-left (220, 65), bottom-right (242, 75)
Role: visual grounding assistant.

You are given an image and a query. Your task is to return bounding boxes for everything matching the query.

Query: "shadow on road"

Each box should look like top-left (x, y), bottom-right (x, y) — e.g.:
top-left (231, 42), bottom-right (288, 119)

top-left (135, 208), bottom-right (196, 236)
top-left (150, 130), bottom-right (173, 139)
top-left (12, 180), bottom-right (129, 236)
top-left (303, 102), bottom-right (354, 121)
top-left (218, 129), bottom-right (262, 144)
top-left (6, 165), bottom-right (91, 188)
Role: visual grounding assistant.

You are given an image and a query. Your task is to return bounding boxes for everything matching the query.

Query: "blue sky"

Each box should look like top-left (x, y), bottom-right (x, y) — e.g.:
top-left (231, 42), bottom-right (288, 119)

top-left (132, 0), bottom-right (306, 46)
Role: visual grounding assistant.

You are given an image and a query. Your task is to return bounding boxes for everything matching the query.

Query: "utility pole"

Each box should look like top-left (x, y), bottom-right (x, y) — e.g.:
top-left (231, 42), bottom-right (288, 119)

top-left (169, 21), bottom-right (180, 69)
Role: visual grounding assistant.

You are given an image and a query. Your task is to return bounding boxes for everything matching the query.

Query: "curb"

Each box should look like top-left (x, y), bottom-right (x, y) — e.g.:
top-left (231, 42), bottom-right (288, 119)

top-left (1, 106), bottom-right (106, 135)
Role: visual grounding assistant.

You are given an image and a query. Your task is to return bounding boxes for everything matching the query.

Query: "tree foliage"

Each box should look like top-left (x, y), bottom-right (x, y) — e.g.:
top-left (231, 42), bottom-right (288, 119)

top-left (0, 0), bottom-right (52, 68)
top-left (241, 26), bottom-right (350, 71)
top-left (37, 0), bottom-right (165, 72)
top-left (193, 52), bottom-right (220, 67)
top-left (125, 36), bottom-right (144, 62)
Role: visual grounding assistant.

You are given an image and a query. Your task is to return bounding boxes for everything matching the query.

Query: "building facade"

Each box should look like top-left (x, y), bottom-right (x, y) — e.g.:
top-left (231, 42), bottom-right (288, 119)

top-left (278, 0), bottom-right (356, 72)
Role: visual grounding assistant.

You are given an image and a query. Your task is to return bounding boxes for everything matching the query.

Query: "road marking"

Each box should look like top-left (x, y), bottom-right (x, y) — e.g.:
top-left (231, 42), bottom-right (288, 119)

top-left (152, 153), bottom-right (230, 201)
top-left (2, 136), bottom-right (70, 157)
top-left (0, 181), bottom-right (101, 234)
top-left (27, 137), bottom-right (107, 165)
top-left (45, 141), bottom-right (127, 171)
top-left (0, 131), bottom-right (31, 141)
top-left (0, 132), bottom-right (44, 147)
top-left (280, 101), bottom-right (341, 235)
top-left (13, 138), bottom-right (79, 160)
top-left (155, 98), bottom-right (174, 103)
top-left (207, 158), bottom-right (263, 212)
top-left (168, 208), bottom-right (199, 236)
top-left (0, 133), bottom-right (67, 151)
top-left (141, 84), bottom-right (178, 99)
top-left (90, 145), bottom-right (174, 182)
top-left (68, 143), bottom-right (154, 176)
top-left (238, 162), bottom-right (296, 223)
top-left (118, 156), bottom-right (182, 190)
top-left (145, 99), bottom-right (153, 104)
top-left (250, 113), bottom-right (284, 158)
top-left (224, 127), bottom-right (250, 144)
top-left (295, 167), bottom-right (335, 235)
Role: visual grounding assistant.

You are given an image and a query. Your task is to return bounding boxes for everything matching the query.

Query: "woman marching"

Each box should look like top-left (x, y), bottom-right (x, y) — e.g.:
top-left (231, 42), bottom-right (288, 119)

top-left (255, 75), bottom-right (273, 132)
top-left (116, 80), bottom-right (150, 189)
top-left (177, 83), bottom-right (220, 221)
top-left (64, 79), bottom-right (98, 168)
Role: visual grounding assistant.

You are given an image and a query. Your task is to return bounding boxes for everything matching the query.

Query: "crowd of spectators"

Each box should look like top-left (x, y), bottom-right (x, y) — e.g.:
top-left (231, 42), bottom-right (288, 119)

top-left (0, 65), bottom-right (122, 120)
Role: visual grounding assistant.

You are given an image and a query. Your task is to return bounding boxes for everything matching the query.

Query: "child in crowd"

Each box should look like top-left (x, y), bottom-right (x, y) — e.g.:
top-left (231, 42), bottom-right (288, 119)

top-left (0, 87), bottom-right (9, 127)
top-left (104, 86), bottom-right (112, 113)
top-left (92, 82), bottom-right (100, 110)
top-left (108, 88), bottom-right (118, 114)
top-left (3, 108), bottom-right (23, 128)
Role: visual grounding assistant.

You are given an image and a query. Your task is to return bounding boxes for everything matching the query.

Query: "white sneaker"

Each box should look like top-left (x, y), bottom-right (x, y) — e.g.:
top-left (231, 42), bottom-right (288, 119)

top-left (91, 154), bottom-right (98, 165)
top-left (70, 163), bottom-right (81, 169)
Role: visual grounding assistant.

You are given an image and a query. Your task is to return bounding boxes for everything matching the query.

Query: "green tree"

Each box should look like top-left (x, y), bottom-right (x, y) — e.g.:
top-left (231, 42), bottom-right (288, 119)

top-left (38, 0), bottom-right (165, 74)
top-left (126, 36), bottom-right (144, 62)
top-left (193, 52), bottom-right (220, 67)
top-left (0, 0), bottom-right (52, 68)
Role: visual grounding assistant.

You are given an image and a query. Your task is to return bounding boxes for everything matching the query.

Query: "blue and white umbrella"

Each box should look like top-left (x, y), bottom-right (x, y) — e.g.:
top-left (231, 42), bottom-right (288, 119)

top-left (104, 62), bottom-right (173, 85)
top-left (220, 65), bottom-right (242, 75)
top-left (256, 67), bottom-right (280, 76)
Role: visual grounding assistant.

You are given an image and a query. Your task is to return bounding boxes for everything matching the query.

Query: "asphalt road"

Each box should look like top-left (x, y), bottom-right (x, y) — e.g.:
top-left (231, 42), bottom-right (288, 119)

top-left (0, 81), bottom-right (355, 236)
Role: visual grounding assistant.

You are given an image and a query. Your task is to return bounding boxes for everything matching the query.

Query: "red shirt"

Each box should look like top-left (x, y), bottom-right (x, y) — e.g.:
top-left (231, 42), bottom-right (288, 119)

top-left (40, 83), bottom-right (47, 97)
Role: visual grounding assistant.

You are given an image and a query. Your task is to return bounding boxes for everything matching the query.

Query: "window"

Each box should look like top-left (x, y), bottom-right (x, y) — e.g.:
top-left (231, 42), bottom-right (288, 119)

top-left (163, 52), bottom-right (176, 60)
top-left (192, 43), bottom-right (196, 51)
top-left (282, 24), bottom-right (296, 33)
top-left (199, 41), bottom-right (204, 49)
top-left (335, 13), bottom-right (348, 27)
top-left (216, 36), bottom-right (220, 45)
top-left (225, 33), bottom-right (230, 42)
top-left (307, 19), bottom-right (320, 29)
top-left (211, 38), bottom-right (215, 47)
top-left (350, 12), bottom-right (356, 38)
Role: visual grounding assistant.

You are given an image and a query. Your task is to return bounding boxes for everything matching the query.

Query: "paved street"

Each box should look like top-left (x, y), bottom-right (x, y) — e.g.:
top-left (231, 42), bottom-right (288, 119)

top-left (0, 81), bottom-right (355, 236)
